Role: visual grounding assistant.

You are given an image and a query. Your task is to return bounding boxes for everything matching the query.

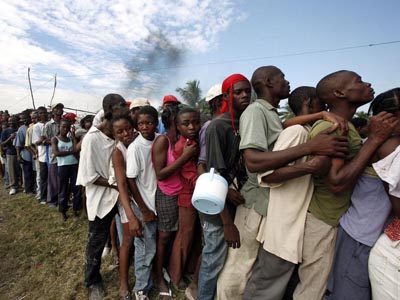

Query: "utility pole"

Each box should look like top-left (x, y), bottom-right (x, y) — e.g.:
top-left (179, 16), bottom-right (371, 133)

top-left (28, 67), bottom-right (36, 109)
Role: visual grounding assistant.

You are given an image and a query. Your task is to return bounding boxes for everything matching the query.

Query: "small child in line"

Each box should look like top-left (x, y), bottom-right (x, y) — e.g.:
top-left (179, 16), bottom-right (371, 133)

top-left (109, 112), bottom-right (142, 300)
top-left (151, 105), bottom-right (197, 299)
top-left (126, 106), bottom-right (159, 300)
top-left (168, 107), bottom-right (201, 291)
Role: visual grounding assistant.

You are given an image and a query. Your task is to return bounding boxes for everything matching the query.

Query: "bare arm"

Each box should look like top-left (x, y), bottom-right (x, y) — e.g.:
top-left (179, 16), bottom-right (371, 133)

top-left (127, 177), bottom-right (156, 222)
top-left (152, 135), bottom-right (197, 180)
top-left (220, 206), bottom-right (240, 249)
top-left (324, 112), bottom-right (398, 193)
top-left (51, 137), bottom-right (76, 157)
top-left (197, 163), bottom-right (206, 175)
top-left (262, 156), bottom-right (331, 184)
top-left (93, 176), bottom-right (118, 190)
top-left (1, 133), bottom-right (16, 146)
top-left (112, 149), bottom-right (142, 237)
top-left (244, 125), bottom-right (348, 173)
top-left (283, 111), bottom-right (348, 133)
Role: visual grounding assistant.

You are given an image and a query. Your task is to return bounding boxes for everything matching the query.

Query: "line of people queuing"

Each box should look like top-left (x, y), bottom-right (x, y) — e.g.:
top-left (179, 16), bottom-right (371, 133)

top-left (2, 65), bottom-right (400, 300)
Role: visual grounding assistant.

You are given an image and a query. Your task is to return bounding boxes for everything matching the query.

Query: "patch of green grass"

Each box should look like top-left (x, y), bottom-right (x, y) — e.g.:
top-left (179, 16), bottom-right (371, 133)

top-left (0, 187), bottom-right (188, 300)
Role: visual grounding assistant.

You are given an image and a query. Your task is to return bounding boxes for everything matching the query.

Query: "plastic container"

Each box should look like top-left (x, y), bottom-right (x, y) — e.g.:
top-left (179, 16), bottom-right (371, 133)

top-left (191, 168), bottom-right (228, 215)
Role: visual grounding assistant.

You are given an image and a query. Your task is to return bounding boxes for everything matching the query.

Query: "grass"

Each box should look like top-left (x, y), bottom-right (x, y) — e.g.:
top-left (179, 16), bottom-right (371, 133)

top-left (0, 183), bottom-right (187, 300)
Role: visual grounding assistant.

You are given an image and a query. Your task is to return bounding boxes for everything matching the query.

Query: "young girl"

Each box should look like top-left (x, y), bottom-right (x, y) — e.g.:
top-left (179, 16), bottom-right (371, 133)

top-left (109, 113), bottom-right (142, 300)
top-left (151, 106), bottom-right (198, 299)
top-left (51, 118), bottom-right (80, 220)
top-left (168, 107), bottom-right (201, 291)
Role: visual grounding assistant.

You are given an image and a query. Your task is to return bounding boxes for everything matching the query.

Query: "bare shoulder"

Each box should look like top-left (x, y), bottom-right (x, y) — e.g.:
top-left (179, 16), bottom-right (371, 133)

top-left (377, 136), bottom-right (400, 160)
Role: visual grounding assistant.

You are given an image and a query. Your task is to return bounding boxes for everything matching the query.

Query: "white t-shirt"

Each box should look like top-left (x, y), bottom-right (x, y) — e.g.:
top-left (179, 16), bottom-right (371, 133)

top-left (76, 126), bottom-right (119, 221)
top-left (32, 122), bottom-right (46, 163)
top-left (126, 133), bottom-right (158, 214)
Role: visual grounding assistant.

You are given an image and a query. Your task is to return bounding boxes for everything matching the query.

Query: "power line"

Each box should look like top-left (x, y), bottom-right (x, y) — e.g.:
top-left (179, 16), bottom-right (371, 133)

top-left (15, 77), bottom-right (55, 102)
top-left (59, 40), bottom-right (400, 78)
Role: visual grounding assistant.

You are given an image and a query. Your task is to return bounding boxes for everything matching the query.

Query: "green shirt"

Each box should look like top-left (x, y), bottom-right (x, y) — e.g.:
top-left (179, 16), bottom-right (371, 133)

top-left (308, 120), bottom-right (362, 226)
top-left (239, 99), bottom-right (283, 216)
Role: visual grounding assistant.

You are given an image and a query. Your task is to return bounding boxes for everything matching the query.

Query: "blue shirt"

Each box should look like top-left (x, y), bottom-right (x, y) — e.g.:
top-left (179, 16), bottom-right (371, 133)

top-left (16, 125), bottom-right (32, 161)
top-left (1, 128), bottom-right (17, 155)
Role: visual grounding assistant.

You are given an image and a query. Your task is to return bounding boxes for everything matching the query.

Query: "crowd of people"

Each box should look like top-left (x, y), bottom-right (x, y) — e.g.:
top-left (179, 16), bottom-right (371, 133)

top-left (1, 65), bottom-right (400, 300)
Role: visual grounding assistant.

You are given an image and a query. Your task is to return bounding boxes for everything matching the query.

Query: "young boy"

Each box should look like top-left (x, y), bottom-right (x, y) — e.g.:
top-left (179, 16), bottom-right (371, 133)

top-left (293, 71), bottom-right (397, 300)
top-left (126, 106), bottom-right (159, 300)
top-left (197, 73), bottom-right (251, 300)
top-left (77, 93), bottom-right (128, 300)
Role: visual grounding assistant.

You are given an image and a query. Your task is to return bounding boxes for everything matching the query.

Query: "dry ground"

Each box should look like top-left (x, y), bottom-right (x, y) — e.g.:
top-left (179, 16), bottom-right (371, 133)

top-left (0, 182), bottom-right (187, 300)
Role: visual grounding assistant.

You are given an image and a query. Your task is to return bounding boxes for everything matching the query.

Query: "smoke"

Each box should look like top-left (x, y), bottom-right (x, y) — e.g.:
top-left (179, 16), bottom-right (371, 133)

top-left (125, 30), bottom-right (185, 98)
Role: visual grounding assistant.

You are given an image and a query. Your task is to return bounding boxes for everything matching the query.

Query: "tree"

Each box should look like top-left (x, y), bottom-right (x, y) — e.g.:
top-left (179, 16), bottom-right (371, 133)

top-left (176, 80), bottom-right (202, 107)
top-left (354, 110), bottom-right (370, 120)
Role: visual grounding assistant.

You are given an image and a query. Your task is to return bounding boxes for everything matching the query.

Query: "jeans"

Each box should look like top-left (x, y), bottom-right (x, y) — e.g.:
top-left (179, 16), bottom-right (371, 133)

top-left (47, 163), bottom-right (58, 204)
top-left (39, 162), bottom-right (48, 201)
top-left (115, 213), bottom-right (123, 245)
top-left (198, 220), bottom-right (228, 300)
top-left (58, 164), bottom-right (81, 213)
top-left (22, 159), bottom-right (34, 193)
top-left (132, 204), bottom-right (157, 293)
top-left (35, 159), bottom-right (40, 194)
top-left (85, 205), bottom-right (117, 287)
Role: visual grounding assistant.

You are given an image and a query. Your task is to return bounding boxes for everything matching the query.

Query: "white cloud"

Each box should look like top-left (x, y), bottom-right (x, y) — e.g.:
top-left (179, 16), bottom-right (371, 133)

top-left (0, 0), bottom-right (242, 112)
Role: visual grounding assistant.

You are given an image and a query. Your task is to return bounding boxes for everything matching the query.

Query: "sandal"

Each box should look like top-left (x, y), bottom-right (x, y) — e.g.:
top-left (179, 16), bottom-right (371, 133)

top-left (158, 288), bottom-right (173, 300)
top-left (120, 291), bottom-right (132, 300)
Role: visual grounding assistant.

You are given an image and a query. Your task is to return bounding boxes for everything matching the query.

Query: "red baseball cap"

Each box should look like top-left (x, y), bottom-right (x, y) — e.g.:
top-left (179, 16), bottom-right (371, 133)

top-left (162, 95), bottom-right (180, 105)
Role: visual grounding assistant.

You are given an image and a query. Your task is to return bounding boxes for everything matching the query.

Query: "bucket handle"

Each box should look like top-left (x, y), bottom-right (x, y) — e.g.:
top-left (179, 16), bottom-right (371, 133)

top-left (209, 167), bottom-right (215, 181)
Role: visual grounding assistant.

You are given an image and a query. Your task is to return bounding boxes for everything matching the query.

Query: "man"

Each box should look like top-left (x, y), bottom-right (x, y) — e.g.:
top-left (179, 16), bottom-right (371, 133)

top-left (77, 93), bottom-right (129, 300)
top-left (217, 66), bottom-right (349, 300)
top-left (42, 103), bottom-right (64, 207)
top-left (293, 70), bottom-right (397, 300)
top-left (32, 107), bottom-right (47, 202)
top-left (198, 74), bottom-right (251, 300)
top-left (1, 115), bottom-right (20, 195)
top-left (244, 87), bottom-right (337, 299)
top-left (157, 95), bottom-right (180, 134)
top-left (16, 111), bottom-right (34, 194)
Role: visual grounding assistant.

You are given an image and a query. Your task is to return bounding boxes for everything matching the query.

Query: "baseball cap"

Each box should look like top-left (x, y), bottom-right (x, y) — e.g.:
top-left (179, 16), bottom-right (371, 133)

top-left (51, 103), bottom-right (64, 110)
top-left (205, 84), bottom-right (223, 102)
top-left (130, 97), bottom-right (151, 110)
top-left (63, 112), bottom-right (77, 122)
top-left (162, 95), bottom-right (180, 105)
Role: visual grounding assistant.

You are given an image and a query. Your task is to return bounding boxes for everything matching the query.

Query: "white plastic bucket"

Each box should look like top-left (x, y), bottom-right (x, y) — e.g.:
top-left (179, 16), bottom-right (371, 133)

top-left (191, 168), bottom-right (228, 215)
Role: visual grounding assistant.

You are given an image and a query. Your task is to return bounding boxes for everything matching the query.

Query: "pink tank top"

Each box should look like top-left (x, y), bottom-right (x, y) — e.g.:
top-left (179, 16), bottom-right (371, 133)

top-left (154, 135), bottom-right (183, 196)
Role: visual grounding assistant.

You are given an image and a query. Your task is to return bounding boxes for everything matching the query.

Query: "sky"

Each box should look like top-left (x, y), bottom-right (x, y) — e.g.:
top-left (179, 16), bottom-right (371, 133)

top-left (1, 0), bottom-right (399, 115)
